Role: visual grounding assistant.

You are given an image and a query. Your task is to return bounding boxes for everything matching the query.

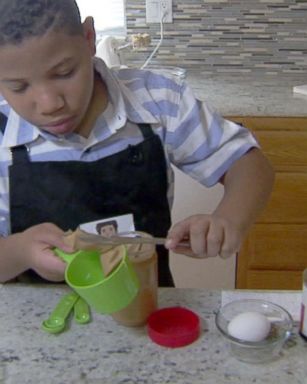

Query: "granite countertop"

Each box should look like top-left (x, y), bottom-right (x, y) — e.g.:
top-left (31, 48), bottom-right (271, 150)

top-left (0, 284), bottom-right (306, 384)
top-left (186, 72), bottom-right (307, 117)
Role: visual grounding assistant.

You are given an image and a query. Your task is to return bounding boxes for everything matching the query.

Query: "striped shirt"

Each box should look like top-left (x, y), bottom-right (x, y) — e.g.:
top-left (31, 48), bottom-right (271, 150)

top-left (0, 58), bottom-right (258, 236)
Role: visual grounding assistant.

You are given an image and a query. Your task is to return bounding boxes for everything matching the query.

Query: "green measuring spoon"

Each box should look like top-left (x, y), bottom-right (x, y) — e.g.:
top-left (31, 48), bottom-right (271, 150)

top-left (41, 291), bottom-right (79, 334)
top-left (74, 296), bottom-right (91, 324)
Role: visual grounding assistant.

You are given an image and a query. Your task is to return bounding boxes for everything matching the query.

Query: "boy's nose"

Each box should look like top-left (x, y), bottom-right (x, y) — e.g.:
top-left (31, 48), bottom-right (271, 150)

top-left (34, 88), bottom-right (65, 115)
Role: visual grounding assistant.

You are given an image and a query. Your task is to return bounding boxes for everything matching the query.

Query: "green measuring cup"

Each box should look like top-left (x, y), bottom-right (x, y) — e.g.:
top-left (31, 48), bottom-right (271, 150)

top-left (54, 245), bottom-right (139, 314)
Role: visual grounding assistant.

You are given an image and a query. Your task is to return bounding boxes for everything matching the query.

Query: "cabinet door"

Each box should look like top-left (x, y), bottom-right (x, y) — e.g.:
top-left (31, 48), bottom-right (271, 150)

top-left (228, 117), bottom-right (307, 290)
top-left (255, 130), bottom-right (307, 172)
top-left (237, 223), bottom-right (307, 289)
top-left (258, 173), bottom-right (307, 223)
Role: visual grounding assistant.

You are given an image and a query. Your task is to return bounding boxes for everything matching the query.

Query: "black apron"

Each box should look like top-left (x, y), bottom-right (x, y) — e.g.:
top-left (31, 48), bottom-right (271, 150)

top-left (0, 114), bottom-right (173, 286)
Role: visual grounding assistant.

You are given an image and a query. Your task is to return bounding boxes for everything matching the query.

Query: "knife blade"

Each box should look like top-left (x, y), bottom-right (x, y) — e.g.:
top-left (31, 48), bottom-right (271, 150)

top-left (78, 231), bottom-right (166, 246)
top-left (63, 228), bottom-right (190, 250)
top-left (75, 229), bottom-right (189, 248)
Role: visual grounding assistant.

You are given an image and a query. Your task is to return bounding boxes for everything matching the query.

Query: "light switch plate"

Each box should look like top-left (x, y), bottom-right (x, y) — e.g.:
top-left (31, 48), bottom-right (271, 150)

top-left (146, 0), bottom-right (173, 23)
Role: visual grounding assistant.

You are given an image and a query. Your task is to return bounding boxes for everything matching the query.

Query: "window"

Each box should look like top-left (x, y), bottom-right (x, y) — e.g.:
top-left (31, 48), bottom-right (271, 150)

top-left (76, 0), bottom-right (126, 37)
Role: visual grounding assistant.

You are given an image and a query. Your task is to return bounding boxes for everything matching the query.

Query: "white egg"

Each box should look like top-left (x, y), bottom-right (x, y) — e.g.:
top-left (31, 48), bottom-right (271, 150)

top-left (227, 311), bottom-right (271, 342)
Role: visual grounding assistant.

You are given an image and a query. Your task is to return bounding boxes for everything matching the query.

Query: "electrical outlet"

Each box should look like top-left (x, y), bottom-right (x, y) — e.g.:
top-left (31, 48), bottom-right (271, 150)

top-left (146, 0), bottom-right (173, 24)
top-left (160, 0), bottom-right (173, 23)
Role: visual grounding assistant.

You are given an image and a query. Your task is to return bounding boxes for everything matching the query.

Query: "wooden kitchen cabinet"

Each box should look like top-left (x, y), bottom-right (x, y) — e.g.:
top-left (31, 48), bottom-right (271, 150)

top-left (228, 116), bottom-right (307, 290)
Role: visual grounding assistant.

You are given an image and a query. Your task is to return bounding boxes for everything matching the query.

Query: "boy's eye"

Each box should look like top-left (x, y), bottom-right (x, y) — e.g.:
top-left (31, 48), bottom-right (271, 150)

top-left (56, 68), bottom-right (75, 78)
top-left (10, 84), bottom-right (28, 93)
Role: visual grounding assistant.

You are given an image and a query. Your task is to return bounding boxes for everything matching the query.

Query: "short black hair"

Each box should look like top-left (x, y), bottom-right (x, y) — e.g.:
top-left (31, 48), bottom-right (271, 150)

top-left (0, 0), bottom-right (83, 46)
top-left (96, 220), bottom-right (118, 234)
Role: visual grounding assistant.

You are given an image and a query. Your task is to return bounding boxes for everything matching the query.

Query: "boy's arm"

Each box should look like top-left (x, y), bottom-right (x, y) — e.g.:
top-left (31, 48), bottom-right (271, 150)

top-left (0, 233), bottom-right (29, 281)
top-left (166, 147), bottom-right (274, 258)
top-left (0, 223), bottom-right (72, 283)
top-left (215, 147), bottom-right (274, 235)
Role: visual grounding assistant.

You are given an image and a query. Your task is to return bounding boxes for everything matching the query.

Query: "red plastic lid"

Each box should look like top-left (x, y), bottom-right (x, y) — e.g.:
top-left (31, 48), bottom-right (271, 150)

top-left (147, 306), bottom-right (200, 348)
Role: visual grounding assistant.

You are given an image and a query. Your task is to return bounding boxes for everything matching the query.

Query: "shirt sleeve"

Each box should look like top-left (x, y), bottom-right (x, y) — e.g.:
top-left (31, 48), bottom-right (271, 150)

top-left (164, 82), bottom-right (259, 187)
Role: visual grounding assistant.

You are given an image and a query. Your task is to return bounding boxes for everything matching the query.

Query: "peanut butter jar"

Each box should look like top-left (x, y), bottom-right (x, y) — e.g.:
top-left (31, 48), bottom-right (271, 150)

top-left (111, 231), bottom-right (158, 327)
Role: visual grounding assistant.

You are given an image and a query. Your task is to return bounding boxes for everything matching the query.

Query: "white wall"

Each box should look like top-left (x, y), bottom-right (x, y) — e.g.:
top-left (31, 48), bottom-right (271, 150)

top-left (170, 166), bottom-right (236, 289)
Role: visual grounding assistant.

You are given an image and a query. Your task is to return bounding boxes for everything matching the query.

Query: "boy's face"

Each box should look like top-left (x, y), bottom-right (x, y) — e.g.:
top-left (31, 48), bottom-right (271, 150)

top-left (99, 224), bottom-right (117, 238)
top-left (0, 19), bottom-right (96, 136)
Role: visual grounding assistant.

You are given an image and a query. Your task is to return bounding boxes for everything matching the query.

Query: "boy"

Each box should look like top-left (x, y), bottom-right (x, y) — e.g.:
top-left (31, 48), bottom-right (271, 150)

top-left (0, 0), bottom-right (274, 286)
top-left (96, 220), bottom-right (118, 238)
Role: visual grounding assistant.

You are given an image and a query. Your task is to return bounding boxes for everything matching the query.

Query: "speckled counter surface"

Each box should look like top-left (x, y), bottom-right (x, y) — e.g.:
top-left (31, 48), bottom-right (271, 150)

top-left (186, 72), bottom-right (307, 117)
top-left (0, 285), bottom-right (306, 384)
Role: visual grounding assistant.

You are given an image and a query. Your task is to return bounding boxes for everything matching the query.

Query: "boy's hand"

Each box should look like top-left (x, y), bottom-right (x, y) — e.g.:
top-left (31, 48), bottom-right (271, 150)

top-left (165, 214), bottom-right (243, 259)
top-left (18, 223), bottom-right (74, 281)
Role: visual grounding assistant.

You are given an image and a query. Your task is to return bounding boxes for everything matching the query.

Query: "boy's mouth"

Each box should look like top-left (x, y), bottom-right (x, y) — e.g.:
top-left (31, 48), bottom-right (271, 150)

top-left (42, 116), bottom-right (76, 133)
top-left (46, 116), bottom-right (73, 127)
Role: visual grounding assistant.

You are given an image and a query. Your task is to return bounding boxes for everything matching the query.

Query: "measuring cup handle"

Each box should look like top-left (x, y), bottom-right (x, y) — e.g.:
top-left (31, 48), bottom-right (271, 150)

top-left (54, 248), bottom-right (78, 264)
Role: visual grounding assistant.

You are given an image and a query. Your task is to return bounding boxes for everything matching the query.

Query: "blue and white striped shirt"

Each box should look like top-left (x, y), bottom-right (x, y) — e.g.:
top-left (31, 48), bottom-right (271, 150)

top-left (0, 58), bottom-right (258, 235)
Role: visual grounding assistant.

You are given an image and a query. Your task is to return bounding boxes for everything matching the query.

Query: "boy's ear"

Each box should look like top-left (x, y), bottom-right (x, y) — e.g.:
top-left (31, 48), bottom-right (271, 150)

top-left (82, 16), bottom-right (96, 55)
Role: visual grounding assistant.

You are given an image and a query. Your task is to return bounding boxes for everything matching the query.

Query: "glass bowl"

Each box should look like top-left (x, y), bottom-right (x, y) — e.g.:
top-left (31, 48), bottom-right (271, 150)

top-left (215, 299), bottom-right (293, 363)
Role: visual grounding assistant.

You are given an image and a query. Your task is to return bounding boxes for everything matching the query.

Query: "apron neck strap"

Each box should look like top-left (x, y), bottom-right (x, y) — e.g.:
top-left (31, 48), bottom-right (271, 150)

top-left (0, 113), bottom-right (7, 135)
top-left (138, 123), bottom-right (153, 139)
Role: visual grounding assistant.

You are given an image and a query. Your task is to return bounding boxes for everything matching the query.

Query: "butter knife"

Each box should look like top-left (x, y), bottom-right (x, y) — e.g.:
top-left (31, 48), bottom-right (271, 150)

top-left (76, 230), bottom-right (189, 248)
